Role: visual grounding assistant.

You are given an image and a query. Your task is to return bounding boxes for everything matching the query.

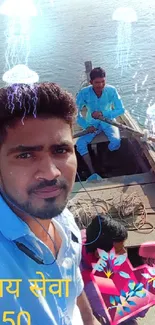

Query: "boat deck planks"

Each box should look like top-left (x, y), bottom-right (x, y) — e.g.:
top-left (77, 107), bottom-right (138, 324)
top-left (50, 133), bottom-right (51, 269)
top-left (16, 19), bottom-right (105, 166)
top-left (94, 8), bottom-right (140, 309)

top-left (71, 183), bottom-right (155, 211)
top-left (71, 172), bottom-right (155, 247)
top-left (72, 172), bottom-right (155, 193)
top-left (125, 224), bottom-right (155, 247)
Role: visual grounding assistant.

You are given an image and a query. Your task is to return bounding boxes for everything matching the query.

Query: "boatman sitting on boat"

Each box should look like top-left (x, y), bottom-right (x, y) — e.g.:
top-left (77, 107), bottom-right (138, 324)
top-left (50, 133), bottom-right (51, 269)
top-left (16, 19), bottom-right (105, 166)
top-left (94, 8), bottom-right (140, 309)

top-left (76, 67), bottom-right (125, 181)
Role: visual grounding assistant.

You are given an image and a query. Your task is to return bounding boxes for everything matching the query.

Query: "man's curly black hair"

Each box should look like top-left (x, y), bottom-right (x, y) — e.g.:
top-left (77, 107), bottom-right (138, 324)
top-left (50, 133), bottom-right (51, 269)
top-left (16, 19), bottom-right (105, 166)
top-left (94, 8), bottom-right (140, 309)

top-left (0, 82), bottom-right (77, 146)
top-left (86, 215), bottom-right (128, 253)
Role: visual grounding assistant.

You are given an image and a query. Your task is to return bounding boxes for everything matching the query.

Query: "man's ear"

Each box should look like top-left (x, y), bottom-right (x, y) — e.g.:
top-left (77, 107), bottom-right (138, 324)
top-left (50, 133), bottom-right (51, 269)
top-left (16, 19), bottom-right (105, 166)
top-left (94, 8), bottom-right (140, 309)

top-left (90, 80), bottom-right (93, 85)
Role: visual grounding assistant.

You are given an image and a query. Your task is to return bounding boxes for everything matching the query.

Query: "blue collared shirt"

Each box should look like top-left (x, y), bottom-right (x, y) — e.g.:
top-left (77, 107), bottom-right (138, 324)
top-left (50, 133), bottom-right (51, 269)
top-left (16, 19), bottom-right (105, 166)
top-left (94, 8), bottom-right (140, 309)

top-left (0, 196), bottom-right (84, 325)
top-left (76, 85), bottom-right (125, 129)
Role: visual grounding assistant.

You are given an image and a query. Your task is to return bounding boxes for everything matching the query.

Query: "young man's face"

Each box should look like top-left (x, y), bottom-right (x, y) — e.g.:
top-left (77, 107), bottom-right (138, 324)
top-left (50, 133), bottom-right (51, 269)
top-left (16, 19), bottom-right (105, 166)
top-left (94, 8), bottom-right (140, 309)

top-left (91, 77), bottom-right (106, 94)
top-left (0, 117), bottom-right (77, 219)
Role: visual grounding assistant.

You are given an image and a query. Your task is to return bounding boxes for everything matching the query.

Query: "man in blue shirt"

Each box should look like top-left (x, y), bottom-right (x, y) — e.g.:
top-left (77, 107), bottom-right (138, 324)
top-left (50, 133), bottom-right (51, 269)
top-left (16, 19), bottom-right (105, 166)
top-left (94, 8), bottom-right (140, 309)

top-left (0, 83), bottom-right (100, 325)
top-left (76, 67), bottom-right (125, 181)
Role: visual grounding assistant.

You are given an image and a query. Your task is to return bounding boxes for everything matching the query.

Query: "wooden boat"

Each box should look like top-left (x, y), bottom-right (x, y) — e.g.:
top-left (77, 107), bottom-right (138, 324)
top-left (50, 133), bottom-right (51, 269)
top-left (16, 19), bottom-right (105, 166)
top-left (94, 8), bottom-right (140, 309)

top-left (70, 61), bottom-right (155, 251)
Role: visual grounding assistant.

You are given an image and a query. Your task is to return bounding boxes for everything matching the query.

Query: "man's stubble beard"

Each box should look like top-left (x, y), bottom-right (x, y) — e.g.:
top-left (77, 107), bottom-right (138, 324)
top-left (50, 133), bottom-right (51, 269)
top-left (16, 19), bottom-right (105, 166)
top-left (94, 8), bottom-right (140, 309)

top-left (0, 184), bottom-right (69, 220)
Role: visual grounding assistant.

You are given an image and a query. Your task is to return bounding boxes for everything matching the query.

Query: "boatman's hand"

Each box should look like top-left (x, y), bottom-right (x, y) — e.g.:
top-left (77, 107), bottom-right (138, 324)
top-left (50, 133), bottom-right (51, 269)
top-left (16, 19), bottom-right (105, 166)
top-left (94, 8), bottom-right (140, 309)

top-left (86, 126), bottom-right (97, 133)
top-left (92, 111), bottom-right (103, 119)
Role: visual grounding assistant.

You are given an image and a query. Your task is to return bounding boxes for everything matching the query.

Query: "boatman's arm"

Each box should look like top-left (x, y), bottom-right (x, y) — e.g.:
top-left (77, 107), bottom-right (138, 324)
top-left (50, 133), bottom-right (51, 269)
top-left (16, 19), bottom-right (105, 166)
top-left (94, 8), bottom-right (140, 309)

top-left (77, 290), bottom-right (101, 325)
top-left (76, 90), bottom-right (88, 129)
top-left (75, 266), bottom-right (100, 325)
top-left (103, 88), bottom-right (125, 119)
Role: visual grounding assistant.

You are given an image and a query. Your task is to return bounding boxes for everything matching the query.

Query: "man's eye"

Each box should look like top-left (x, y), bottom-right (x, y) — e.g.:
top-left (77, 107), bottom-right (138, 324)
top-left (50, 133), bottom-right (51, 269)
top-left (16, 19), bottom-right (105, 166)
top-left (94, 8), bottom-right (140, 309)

top-left (16, 153), bottom-right (32, 159)
top-left (55, 148), bottom-right (67, 154)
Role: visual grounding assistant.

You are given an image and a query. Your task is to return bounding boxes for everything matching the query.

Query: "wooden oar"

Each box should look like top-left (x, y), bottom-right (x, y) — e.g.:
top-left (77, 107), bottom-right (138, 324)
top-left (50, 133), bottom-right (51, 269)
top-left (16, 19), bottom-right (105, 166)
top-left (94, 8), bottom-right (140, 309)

top-left (73, 116), bottom-right (155, 143)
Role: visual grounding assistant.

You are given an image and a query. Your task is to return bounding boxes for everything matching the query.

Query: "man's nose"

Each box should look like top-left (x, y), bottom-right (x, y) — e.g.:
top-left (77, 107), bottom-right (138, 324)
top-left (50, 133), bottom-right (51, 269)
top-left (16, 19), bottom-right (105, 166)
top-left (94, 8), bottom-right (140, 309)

top-left (35, 155), bottom-right (61, 181)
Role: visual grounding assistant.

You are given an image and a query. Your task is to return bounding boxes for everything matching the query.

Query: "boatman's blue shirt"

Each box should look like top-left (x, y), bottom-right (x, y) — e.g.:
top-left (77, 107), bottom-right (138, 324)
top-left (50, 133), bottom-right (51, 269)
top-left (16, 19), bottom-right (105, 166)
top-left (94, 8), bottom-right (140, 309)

top-left (76, 85), bottom-right (125, 129)
top-left (0, 196), bottom-right (84, 325)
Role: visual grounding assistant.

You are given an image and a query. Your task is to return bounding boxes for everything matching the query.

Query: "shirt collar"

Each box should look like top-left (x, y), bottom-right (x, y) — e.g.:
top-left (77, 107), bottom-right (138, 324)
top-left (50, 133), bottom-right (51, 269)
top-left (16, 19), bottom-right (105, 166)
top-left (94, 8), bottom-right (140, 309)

top-left (91, 85), bottom-right (106, 97)
top-left (0, 195), bottom-right (31, 241)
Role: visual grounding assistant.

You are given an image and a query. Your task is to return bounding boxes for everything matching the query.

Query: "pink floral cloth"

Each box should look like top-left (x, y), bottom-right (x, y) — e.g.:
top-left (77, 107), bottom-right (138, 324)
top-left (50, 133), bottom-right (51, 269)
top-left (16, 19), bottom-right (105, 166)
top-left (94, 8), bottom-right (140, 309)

top-left (80, 230), bottom-right (152, 324)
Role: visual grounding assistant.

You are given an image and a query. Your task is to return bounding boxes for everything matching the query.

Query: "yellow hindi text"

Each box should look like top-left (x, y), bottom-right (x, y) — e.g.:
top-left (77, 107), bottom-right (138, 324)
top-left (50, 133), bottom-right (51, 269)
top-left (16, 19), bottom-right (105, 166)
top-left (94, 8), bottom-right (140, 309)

top-left (0, 272), bottom-right (71, 298)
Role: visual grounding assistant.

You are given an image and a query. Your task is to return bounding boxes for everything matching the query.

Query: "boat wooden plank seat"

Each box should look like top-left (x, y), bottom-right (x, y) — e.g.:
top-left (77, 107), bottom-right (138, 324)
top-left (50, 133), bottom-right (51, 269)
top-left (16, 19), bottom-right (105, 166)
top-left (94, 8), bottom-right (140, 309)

top-left (70, 172), bottom-right (155, 247)
top-left (72, 171), bottom-right (155, 193)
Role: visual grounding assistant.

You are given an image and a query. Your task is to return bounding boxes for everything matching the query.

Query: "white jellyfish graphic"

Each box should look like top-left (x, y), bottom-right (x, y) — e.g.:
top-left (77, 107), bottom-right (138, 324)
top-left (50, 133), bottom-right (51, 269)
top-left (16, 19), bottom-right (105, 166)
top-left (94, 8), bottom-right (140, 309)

top-left (0, 0), bottom-right (40, 123)
top-left (0, 0), bottom-right (38, 75)
top-left (2, 64), bottom-right (39, 84)
top-left (3, 65), bottom-right (39, 122)
top-left (112, 7), bottom-right (137, 73)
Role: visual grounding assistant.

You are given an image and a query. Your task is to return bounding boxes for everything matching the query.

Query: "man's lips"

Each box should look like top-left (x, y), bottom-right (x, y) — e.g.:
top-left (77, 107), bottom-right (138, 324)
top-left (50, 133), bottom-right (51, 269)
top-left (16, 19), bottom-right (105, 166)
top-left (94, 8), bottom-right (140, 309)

top-left (33, 186), bottom-right (62, 199)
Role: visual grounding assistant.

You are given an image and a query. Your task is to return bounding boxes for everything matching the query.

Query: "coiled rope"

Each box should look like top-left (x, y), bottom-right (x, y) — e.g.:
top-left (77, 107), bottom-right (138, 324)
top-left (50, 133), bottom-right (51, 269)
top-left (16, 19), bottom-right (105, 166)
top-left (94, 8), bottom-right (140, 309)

top-left (68, 192), bottom-right (154, 233)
